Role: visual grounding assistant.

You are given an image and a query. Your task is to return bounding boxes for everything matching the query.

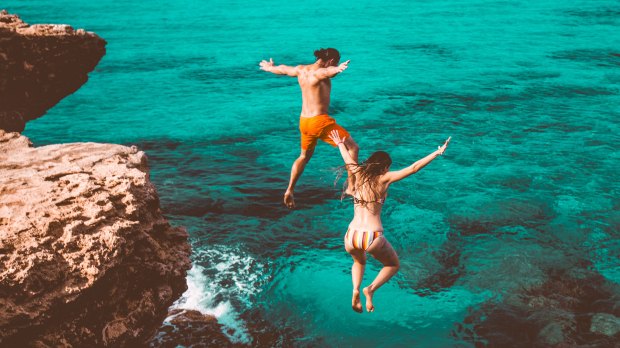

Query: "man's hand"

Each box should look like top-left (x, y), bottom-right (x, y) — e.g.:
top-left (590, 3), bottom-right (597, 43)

top-left (336, 60), bottom-right (350, 73)
top-left (259, 58), bottom-right (274, 72)
top-left (314, 59), bottom-right (350, 80)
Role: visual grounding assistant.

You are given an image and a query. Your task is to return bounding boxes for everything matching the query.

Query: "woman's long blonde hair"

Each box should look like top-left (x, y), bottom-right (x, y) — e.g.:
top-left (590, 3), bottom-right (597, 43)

top-left (339, 151), bottom-right (392, 206)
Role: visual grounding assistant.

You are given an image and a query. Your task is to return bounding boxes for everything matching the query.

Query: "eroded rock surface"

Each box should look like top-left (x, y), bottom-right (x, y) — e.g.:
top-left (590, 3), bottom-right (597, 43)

top-left (148, 309), bottom-right (232, 347)
top-left (0, 131), bottom-right (191, 347)
top-left (0, 10), bottom-right (106, 132)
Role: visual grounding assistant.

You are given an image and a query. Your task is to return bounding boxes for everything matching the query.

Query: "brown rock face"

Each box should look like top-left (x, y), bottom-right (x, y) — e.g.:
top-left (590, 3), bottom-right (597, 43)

top-left (148, 309), bottom-right (233, 347)
top-left (0, 131), bottom-right (191, 347)
top-left (0, 10), bottom-right (106, 132)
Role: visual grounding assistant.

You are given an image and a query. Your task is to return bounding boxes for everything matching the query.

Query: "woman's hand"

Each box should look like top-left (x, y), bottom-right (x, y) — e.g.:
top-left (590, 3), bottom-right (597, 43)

top-left (329, 129), bottom-right (347, 146)
top-left (437, 136), bottom-right (451, 155)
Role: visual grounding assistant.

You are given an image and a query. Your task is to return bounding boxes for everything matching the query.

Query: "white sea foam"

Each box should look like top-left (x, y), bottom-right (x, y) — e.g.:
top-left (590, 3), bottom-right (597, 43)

top-left (167, 245), bottom-right (265, 345)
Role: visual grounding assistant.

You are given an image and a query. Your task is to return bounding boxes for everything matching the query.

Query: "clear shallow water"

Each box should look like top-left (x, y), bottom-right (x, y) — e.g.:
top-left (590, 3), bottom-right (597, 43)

top-left (8, 0), bottom-right (620, 346)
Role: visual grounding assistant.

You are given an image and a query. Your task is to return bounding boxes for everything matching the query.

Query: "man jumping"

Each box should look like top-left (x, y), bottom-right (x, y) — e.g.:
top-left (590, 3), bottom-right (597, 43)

top-left (259, 48), bottom-right (359, 208)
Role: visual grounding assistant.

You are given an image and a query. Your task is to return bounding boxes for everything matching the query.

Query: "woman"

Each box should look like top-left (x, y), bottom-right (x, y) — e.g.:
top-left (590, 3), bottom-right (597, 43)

top-left (328, 130), bottom-right (451, 313)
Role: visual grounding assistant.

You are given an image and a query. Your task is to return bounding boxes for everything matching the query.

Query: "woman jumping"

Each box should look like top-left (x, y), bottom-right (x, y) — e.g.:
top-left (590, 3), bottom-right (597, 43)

top-left (328, 130), bottom-right (451, 313)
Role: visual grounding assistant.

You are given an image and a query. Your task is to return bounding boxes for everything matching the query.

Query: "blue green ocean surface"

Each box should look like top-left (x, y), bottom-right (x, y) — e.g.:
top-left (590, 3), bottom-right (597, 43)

top-left (7, 0), bottom-right (620, 346)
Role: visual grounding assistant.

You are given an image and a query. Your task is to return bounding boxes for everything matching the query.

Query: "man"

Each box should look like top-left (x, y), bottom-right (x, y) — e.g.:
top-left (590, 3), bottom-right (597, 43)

top-left (259, 48), bottom-right (359, 208)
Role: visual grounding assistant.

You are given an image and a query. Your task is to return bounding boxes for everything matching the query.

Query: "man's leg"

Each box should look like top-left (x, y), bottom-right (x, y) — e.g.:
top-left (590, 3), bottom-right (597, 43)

top-left (284, 147), bottom-right (315, 208)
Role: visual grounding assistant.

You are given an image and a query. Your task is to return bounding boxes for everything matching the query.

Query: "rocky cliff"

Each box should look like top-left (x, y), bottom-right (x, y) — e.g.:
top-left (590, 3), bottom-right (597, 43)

top-left (0, 131), bottom-right (191, 347)
top-left (0, 11), bottom-right (191, 347)
top-left (0, 10), bottom-right (106, 132)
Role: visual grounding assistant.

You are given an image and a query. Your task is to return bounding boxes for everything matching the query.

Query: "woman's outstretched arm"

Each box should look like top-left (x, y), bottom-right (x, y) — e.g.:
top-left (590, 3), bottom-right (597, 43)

top-left (383, 137), bottom-right (451, 184)
top-left (328, 130), bottom-right (357, 166)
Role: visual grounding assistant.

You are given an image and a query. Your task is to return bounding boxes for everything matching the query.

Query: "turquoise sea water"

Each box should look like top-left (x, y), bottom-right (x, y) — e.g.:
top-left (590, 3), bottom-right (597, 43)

top-left (8, 0), bottom-right (620, 346)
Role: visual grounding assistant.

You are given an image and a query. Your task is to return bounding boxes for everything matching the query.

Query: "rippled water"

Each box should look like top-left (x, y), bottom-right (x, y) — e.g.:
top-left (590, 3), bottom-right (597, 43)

top-left (9, 0), bottom-right (620, 346)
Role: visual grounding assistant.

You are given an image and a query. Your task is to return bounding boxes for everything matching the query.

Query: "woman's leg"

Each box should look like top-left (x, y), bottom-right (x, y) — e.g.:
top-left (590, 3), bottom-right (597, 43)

top-left (345, 240), bottom-right (366, 313)
top-left (363, 237), bottom-right (400, 312)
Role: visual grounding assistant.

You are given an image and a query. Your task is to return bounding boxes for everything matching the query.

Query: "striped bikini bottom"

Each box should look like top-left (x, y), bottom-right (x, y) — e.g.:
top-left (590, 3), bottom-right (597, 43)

top-left (344, 229), bottom-right (384, 251)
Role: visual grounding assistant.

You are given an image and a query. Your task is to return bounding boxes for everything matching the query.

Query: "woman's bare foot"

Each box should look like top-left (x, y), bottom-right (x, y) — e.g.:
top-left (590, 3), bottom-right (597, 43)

top-left (352, 290), bottom-right (363, 313)
top-left (283, 190), bottom-right (295, 208)
top-left (363, 286), bottom-right (375, 312)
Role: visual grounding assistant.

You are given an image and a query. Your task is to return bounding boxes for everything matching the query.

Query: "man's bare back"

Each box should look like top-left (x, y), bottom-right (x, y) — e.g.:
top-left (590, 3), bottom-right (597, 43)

top-left (260, 58), bottom-right (350, 117)
top-left (296, 64), bottom-right (333, 117)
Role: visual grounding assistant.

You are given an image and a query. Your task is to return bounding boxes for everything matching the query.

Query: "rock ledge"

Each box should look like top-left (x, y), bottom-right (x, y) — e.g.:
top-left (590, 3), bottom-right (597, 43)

top-left (0, 131), bottom-right (191, 347)
top-left (0, 10), bottom-right (106, 132)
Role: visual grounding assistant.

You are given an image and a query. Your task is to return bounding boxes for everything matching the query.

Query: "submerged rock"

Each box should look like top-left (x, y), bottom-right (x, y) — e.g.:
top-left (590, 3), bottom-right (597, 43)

top-left (590, 313), bottom-right (620, 337)
top-left (148, 309), bottom-right (232, 347)
top-left (453, 267), bottom-right (620, 347)
top-left (0, 10), bottom-right (106, 132)
top-left (0, 131), bottom-right (191, 346)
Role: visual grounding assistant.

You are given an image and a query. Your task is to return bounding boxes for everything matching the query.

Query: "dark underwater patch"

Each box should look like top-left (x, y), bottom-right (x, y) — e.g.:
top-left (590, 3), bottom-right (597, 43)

top-left (98, 56), bottom-right (213, 74)
top-left (564, 7), bottom-right (620, 26)
top-left (521, 84), bottom-right (617, 100)
top-left (163, 196), bottom-right (225, 217)
top-left (128, 135), bottom-right (296, 220)
top-left (452, 266), bottom-right (620, 347)
top-left (486, 175), bottom-right (533, 193)
top-left (239, 307), bottom-right (328, 348)
top-left (180, 65), bottom-right (264, 84)
top-left (448, 198), bottom-right (556, 236)
top-left (136, 139), bottom-right (182, 151)
top-left (390, 43), bottom-right (454, 59)
top-left (412, 232), bottom-right (465, 295)
top-left (509, 70), bottom-right (562, 81)
top-left (550, 49), bottom-right (620, 68)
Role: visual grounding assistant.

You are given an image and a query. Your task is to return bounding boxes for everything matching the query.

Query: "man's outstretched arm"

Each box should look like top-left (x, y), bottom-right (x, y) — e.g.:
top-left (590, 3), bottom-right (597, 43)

top-left (259, 58), bottom-right (298, 76)
top-left (314, 60), bottom-right (350, 80)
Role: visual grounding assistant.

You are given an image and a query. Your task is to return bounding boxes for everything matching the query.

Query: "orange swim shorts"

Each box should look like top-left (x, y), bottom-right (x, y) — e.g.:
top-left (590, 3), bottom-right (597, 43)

top-left (299, 114), bottom-right (350, 150)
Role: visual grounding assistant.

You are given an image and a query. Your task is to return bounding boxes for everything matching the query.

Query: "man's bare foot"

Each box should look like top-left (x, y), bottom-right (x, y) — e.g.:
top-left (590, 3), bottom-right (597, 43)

top-left (363, 286), bottom-right (375, 312)
top-left (283, 191), bottom-right (295, 209)
top-left (352, 290), bottom-right (363, 313)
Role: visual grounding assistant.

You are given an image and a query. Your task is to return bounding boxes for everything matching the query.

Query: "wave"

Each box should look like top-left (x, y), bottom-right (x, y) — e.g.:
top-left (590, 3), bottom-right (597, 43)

top-left (165, 245), bottom-right (266, 345)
